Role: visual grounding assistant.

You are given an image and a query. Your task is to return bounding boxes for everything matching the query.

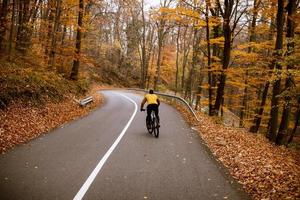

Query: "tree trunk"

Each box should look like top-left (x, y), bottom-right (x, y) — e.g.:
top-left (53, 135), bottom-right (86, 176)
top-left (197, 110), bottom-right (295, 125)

top-left (187, 27), bottom-right (200, 102)
top-left (140, 0), bottom-right (146, 89)
top-left (250, 12), bottom-right (275, 133)
top-left (214, 0), bottom-right (234, 115)
top-left (194, 5), bottom-right (206, 108)
top-left (0, 0), bottom-right (9, 53)
top-left (205, 5), bottom-right (213, 116)
top-left (154, 39), bottom-right (162, 91)
top-left (16, 0), bottom-right (27, 52)
top-left (175, 26), bottom-right (181, 94)
top-left (211, 26), bottom-right (219, 92)
top-left (214, 9), bottom-right (231, 114)
top-left (240, 0), bottom-right (258, 127)
top-left (144, 25), bottom-right (155, 89)
top-left (195, 76), bottom-right (204, 110)
top-left (70, 0), bottom-right (84, 80)
top-left (8, 0), bottom-right (16, 58)
top-left (15, 0), bottom-right (40, 53)
top-left (44, 0), bottom-right (54, 61)
top-left (61, 24), bottom-right (66, 45)
top-left (114, 5), bottom-right (121, 43)
top-left (154, 18), bottom-right (166, 92)
top-left (250, 82), bottom-right (270, 133)
top-left (287, 97), bottom-right (300, 144)
top-left (48, 0), bottom-right (62, 70)
top-left (276, 0), bottom-right (296, 145)
top-left (240, 71), bottom-right (248, 127)
top-left (181, 26), bottom-right (190, 95)
top-left (210, 7), bottom-right (221, 114)
top-left (269, 0), bottom-right (285, 142)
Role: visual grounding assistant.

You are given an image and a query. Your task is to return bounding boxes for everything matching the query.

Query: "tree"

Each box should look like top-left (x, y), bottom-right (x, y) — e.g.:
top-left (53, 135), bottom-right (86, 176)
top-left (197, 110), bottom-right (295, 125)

top-left (213, 0), bottom-right (247, 115)
top-left (70, 0), bottom-right (84, 80)
top-left (154, 0), bottom-right (174, 91)
top-left (0, 0), bottom-right (9, 53)
top-left (140, 0), bottom-right (147, 88)
top-left (276, 0), bottom-right (297, 144)
top-left (239, 0), bottom-right (260, 127)
top-left (250, 5), bottom-right (276, 133)
top-left (269, 0), bottom-right (285, 142)
top-left (175, 26), bottom-right (181, 94)
top-left (205, 1), bottom-right (213, 116)
top-left (48, 0), bottom-right (62, 70)
top-left (15, 0), bottom-right (41, 53)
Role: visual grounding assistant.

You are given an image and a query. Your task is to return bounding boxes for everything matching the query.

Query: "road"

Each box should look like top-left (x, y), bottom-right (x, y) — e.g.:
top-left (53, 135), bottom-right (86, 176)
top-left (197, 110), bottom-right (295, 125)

top-left (0, 91), bottom-right (249, 200)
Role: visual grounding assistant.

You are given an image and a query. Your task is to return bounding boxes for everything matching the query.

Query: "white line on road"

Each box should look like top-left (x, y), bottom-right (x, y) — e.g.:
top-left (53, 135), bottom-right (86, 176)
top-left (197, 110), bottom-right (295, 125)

top-left (73, 93), bottom-right (138, 200)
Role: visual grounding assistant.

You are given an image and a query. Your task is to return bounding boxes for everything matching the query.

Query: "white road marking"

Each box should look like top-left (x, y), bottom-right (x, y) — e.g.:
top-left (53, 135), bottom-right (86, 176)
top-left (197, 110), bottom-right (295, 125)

top-left (73, 93), bottom-right (138, 200)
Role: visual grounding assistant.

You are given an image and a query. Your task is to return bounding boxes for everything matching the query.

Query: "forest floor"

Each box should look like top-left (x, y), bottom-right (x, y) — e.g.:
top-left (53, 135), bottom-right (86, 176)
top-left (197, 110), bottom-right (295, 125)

top-left (174, 103), bottom-right (300, 200)
top-left (0, 57), bottom-right (116, 153)
top-left (0, 85), bottom-right (104, 153)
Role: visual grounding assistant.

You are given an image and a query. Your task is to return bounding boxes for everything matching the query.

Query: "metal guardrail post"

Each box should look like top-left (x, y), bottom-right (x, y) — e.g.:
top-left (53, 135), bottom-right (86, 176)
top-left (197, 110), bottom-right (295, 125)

top-left (128, 88), bottom-right (200, 122)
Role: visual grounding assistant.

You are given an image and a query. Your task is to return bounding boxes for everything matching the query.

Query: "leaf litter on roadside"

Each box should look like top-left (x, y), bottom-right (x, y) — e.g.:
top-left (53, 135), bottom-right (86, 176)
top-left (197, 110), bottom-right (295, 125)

top-left (0, 85), bottom-right (104, 153)
top-left (173, 103), bottom-right (300, 200)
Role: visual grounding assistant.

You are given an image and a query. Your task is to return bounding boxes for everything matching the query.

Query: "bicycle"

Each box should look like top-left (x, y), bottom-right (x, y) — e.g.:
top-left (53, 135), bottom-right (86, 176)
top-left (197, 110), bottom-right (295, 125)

top-left (142, 109), bottom-right (159, 138)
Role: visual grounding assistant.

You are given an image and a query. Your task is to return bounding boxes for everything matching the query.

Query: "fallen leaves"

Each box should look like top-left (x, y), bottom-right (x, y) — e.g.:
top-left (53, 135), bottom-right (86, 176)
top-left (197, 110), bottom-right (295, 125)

top-left (175, 104), bottom-right (300, 200)
top-left (0, 85), bottom-right (104, 153)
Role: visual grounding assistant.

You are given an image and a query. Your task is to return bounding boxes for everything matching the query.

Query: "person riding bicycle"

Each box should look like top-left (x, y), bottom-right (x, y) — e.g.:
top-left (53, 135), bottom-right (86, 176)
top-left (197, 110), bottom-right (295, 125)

top-left (140, 89), bottom-right (160, 126)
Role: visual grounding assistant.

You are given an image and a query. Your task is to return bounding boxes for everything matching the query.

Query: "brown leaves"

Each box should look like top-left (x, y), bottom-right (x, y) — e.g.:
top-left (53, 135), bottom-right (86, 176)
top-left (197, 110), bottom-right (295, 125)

top-left (0, 85), bottom-right (103, 153)
top-left (175, 104), bottom-right (300, 200)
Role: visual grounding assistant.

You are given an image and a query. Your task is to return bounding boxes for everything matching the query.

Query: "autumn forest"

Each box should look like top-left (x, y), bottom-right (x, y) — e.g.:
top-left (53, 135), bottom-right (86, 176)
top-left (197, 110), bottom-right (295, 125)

top-left (2, 0), bottom-right (298, 144)
top-left (0, 0), bottom-right (300, 199)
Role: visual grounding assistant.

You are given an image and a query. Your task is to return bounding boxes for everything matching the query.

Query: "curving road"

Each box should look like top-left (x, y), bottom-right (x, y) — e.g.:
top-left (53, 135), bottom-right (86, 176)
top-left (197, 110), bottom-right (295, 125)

top-left (0, 91), bottom-right (249, 200)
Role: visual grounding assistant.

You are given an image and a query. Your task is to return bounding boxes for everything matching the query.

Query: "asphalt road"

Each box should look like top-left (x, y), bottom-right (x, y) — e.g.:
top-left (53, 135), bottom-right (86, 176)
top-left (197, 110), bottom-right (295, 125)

top-left (0, 91), bottom-right (249, 200)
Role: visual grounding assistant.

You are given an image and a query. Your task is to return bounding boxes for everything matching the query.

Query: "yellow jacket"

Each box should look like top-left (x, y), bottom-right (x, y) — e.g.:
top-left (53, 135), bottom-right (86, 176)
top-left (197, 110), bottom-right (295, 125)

top-left (145, 94), bottom-right (158, 105)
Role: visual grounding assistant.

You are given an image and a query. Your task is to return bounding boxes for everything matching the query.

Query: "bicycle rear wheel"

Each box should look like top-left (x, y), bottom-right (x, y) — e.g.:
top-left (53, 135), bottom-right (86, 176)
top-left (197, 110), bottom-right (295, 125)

top-left (146, 117), bottom-right (153, 134)
top-left (153, 118), bottom-right (159, 138)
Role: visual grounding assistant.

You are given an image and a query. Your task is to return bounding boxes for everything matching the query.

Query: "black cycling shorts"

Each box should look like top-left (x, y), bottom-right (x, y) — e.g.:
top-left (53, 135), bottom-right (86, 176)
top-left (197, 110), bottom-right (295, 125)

top-left (147, 104), bottom-right (159, 117)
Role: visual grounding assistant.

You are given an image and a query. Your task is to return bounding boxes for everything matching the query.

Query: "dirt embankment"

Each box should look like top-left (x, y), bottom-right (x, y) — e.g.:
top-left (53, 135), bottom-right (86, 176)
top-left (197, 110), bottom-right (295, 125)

top-left (0, 58), bottom-right (111, 153)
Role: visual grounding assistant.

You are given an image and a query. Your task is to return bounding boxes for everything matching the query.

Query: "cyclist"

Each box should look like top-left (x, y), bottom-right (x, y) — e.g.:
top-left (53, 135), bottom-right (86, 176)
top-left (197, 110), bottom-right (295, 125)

top-left (140, 89), bottom-right (160, 126)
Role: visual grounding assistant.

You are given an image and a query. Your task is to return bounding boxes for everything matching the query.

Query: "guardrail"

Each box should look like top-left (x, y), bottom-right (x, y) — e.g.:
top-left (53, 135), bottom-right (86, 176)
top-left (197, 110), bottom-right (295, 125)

top-left (74, 96), bottom-right (93, 106)
top-left (128, 88), bottom-right (199, 122)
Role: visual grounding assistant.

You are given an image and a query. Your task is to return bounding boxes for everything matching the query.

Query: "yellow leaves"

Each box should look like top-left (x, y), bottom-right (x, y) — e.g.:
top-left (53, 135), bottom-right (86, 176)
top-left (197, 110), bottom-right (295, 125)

top-left (65, 0), bottom-right (77, 5)
top-left (232, 50), bottom-right (260, 63)
top-left (159, 7), bottom-right (174, 14)
top-left (226, 67), bottom-right (245, 75)
top-left (237, 41), bottom-right (273, 51)
top-left (156, 8), bottom-right (180, 23)
top-left (113, 40), bottom-right (122, 49)
top-left (195, 20), bottom-right (206, 28)
top-left (157, 6), bottom-right (220, 27)
top-left (231, 41), bottom-right (276, 65)
top-left (161, 47), bottom-right (176, 84)
top-left (211, 56), bottom-right (221, 62)
top-left (147, 65), bottom-right (156, 77)
top-left (157, 6), bottom-right (224, 31)
top-left (210, 36), bottom-right (225, 46)
top-left (200, 37), bottom-right (224, 47)
top-left (209, 16), bottom-right (222, 26)
top-left (175, 6), bottom-right (201, 19)
top-left (226, 80), bottom-right (248, 88)
top-left (210, 62), bottom-right (222, 71)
